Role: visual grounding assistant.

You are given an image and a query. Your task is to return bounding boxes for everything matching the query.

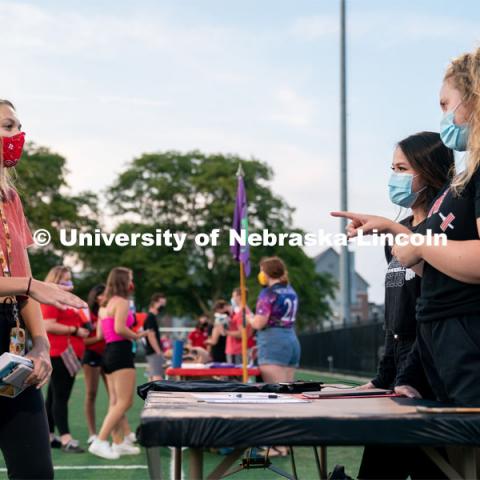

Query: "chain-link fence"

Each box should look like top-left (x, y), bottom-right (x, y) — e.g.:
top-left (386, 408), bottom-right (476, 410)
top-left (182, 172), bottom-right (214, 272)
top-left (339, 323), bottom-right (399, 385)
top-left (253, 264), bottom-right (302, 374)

top-left (298, 321), bottom-right (385, 376)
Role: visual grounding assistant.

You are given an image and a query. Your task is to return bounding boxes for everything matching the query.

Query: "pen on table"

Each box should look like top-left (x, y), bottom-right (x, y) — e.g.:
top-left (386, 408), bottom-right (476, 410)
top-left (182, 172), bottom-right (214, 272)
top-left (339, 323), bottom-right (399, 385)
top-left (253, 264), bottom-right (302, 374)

top-left (417, 406), bottom-right (480, 414)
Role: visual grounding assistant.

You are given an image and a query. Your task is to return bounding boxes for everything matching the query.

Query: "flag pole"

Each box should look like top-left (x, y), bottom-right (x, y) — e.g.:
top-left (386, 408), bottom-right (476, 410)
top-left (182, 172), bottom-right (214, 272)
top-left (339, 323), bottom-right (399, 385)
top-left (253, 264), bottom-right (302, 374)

top-left (233, 162), bottom-right (249, 383)
top-left (239, 262), bottom-right (248, 383)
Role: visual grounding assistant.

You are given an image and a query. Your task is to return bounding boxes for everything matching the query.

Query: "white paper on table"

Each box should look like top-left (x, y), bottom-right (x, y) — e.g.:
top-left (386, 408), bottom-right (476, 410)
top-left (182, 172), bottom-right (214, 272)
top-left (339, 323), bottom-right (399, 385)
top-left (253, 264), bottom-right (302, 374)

top-left (192, 393), bottom-right (310, 404)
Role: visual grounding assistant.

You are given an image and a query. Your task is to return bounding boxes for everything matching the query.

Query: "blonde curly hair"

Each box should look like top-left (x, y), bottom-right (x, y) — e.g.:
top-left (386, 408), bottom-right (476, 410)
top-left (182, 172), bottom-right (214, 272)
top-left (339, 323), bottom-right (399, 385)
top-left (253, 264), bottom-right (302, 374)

top-left (444, 48), bottom-right (480, 194)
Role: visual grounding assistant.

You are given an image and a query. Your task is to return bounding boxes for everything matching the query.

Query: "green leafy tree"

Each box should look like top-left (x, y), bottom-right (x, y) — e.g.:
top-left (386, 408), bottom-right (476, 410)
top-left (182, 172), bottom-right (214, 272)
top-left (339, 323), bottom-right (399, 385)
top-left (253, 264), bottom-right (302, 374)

top-left (103, 151), bottom-right (335, 330)
top-left (14, 142), bottom-right (99, 281)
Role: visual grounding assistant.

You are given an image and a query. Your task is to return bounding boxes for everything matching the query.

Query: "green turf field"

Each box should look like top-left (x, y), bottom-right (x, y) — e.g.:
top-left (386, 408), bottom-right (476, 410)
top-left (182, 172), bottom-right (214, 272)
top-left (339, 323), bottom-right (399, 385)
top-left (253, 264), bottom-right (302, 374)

top-left (0, 368), bottom-right (364, 479)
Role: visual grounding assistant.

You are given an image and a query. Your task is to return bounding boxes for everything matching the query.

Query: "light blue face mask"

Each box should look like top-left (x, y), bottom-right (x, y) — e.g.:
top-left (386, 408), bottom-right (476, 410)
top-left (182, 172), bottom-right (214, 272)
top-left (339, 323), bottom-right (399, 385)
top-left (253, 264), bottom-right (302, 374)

top-left (388, 172), bottom-right (424, 208)
top-left (440, 102), bottom-right (469, 151)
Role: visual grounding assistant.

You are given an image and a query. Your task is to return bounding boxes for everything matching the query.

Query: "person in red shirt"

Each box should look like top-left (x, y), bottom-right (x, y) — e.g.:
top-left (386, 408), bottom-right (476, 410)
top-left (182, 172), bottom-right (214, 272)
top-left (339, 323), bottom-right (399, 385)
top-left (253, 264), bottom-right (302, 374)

top-left (0, 99), bottom-right (90, 479)
top-left (187, 315), bottom-right (209, 349)
top-left (82, 284), bottom-right (107, 445)
top-left (160, 334), bottom-right (172, 352)
top-left (42, 266), bottom-right (89, 453)
top-left (225, 287), bottom-right (255, 364)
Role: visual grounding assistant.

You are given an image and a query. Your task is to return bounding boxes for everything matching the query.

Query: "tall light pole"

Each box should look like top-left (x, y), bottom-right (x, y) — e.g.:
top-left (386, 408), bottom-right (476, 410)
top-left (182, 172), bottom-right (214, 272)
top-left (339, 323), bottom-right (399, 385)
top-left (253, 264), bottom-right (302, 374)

top-left (339, 0), bottom-right (352, 325)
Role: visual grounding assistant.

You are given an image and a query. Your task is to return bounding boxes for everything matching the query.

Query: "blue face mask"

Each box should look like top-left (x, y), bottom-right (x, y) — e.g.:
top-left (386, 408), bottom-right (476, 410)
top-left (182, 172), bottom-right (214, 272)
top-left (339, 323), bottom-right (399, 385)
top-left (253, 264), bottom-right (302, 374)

top-left (388, 172), bottom-right (423, 208)
top-left (440, 103), bottom-right (469, 151)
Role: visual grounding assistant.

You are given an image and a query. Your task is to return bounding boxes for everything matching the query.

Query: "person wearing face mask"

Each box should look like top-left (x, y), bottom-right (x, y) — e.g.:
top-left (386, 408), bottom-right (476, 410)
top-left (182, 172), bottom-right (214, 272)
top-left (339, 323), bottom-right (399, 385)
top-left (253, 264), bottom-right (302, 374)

top-left (248, 257), bottom-right (300, 383)
top-left (247, 257), bottom-right (300, 458)
top-left (207, 300), bottom-right (230, 363)
top-left (187, 314), bottom-right (210, 349)
top-left (0, 99), bottom-right (86, 479)
top-left (89, 267), bottom-right (148, 460)
top-left (357, 133), bottom-right (453, 395)
top-left (143, 292), bottom-right (167, 381)
top-left (225, 287), bottom-right (255, 365)
top-left (42, 266), bottom-right (90, 453)
top-left (390, 47), bottom-right (480, 408)
top-left (331, 47), bottom-right (480, 478)
top-left (350, 133), bottom-right (453, 480)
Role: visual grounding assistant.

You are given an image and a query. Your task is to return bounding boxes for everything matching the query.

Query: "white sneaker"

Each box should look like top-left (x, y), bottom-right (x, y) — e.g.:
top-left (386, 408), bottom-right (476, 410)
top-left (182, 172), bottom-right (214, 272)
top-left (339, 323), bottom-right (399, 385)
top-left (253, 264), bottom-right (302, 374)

top-left (70, 438), bottom-right (80, 447)
top-left (112, 440), bottom-right (141, 456)
top-left (125, 432), bottom-right (137, 444)
top-left (87, 435), bottom-right (97, 445)
top-left (88, 439), bottom-right (120, 460)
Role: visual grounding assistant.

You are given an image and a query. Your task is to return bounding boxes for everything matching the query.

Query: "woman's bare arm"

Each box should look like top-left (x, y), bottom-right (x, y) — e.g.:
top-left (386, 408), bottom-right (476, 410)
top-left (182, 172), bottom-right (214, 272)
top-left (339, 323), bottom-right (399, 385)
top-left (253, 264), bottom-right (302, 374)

top-left (248, 313), bottom-right (268, 330)
top-left (393, 219), bottom-right (480, 284)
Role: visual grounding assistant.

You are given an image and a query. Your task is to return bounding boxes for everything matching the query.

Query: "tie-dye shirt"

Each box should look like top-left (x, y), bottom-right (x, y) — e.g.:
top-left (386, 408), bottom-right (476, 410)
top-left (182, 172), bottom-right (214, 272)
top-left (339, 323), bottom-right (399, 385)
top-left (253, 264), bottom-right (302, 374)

top-left (255, 283), bottom-right (298, 328)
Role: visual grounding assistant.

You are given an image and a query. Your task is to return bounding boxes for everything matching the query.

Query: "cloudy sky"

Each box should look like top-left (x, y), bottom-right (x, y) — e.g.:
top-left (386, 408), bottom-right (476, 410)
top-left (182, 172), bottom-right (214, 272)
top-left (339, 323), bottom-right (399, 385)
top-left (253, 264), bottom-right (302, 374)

top-left (2, 0), bottom-right (480, 303)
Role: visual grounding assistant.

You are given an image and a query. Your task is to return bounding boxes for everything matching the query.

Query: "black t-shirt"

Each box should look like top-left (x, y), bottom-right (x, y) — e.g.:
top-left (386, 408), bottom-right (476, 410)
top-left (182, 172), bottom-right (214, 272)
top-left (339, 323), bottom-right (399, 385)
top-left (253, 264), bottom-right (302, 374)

top-left (211, 337), bottom-right (227, 363)
top-left (208, 324), bottom-right (227, 363)
top-left (384, 216), bottom-right (425, 336)
top-left (417, 171), bottom-right (480, 321)
top-left (144, 312), bottom-right (161, 356)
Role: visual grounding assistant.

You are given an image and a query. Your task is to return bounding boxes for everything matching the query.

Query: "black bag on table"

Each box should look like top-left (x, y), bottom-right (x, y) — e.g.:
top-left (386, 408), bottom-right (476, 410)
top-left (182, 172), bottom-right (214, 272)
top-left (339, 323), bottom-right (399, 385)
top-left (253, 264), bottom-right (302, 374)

top-left (137, 379), bottom-right (323, 400)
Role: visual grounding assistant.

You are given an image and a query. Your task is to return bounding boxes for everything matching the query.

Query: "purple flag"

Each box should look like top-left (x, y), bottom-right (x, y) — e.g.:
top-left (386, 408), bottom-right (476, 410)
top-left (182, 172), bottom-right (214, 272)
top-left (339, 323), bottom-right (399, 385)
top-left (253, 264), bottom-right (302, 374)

top-left (231, 171), bottom-right (251, 277)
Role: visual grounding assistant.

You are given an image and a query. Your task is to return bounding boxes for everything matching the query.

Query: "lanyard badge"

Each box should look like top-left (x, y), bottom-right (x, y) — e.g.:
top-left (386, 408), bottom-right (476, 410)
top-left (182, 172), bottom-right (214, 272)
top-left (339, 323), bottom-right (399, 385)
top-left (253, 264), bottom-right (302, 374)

top-left (9, 303), bottom-right (25, 356)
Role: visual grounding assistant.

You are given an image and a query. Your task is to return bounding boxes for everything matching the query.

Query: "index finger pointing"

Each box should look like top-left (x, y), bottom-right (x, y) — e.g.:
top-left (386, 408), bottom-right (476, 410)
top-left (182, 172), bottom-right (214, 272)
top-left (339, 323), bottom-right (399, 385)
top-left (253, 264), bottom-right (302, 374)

top-left (330, 211), bottom-right (358, 220)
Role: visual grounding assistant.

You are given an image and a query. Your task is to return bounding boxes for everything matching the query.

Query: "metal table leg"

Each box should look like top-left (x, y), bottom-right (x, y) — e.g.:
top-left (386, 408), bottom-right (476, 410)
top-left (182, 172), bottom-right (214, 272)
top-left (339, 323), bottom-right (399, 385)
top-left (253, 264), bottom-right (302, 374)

top-left (189, 448), bottom-right (204, 480)
top-left (424, 447), bottom-right (459, 479)
top-left (318, 446), bottom-right (327, 479)
top-left (460, 447), bottom-right (477, 480)
top-left (173, 447), bottom-right (183, 480)
top-left (423, 446), bottom-right (475, 480)
top-left (206, 449), bottom-right (244, 480)
top-left (146, 447), bottom-right (162, 480)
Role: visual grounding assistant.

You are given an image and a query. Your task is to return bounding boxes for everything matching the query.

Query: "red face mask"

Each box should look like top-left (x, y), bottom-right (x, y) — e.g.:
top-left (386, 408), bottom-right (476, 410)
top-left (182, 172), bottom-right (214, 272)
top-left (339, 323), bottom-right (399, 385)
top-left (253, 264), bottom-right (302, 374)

top-left (128, 281), bottom-right (135, 293)
top-left (1, 132), bottom-right (25, 168)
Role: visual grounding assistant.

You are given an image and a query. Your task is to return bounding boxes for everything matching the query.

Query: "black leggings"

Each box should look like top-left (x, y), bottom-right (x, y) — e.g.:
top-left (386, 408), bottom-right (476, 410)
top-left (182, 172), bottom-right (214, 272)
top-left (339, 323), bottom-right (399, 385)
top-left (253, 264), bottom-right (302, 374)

top-left (358, 446), bottom-right (447, 479)
top-left (0, 387), bottom-right (54, 479)
top-left (46, 356), bottom-right (76, 435)
top-left (0, 303), bottom-right (53, 479)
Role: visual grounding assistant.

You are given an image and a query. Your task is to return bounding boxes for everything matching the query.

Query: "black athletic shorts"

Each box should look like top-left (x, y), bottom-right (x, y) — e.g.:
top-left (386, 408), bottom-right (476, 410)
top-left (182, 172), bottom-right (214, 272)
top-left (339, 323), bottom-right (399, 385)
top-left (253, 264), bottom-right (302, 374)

top-left (82, 349), bottom-right (104, 368)
top-left (417, 315), bottom-right (480, 406)
top-left (103, 340), bottom-right (135, 374)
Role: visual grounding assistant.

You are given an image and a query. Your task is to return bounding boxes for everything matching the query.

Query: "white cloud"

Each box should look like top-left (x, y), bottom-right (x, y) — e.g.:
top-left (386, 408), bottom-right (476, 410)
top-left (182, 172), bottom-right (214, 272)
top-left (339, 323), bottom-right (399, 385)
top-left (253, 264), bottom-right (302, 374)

top-left (19, 94), bottom-right (79, 104)
top-left (271, 88), bottom-right (316, 127)
top-left (290, 11), bottom-right (480, 45)
top-left (290, 15), bottom-right (339, 40)
top-left (0, 2), bottom-right (234, 58)
top-left (98, 96), bottom-right (169, 108)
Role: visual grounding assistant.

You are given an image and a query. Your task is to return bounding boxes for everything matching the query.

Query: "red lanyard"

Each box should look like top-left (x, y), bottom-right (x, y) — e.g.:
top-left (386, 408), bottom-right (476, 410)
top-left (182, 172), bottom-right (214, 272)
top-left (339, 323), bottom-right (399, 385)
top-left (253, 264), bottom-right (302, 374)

top-left (0, 201), bottom-right (13, 277)
top-left (0, 201), bottom-right (21, 336)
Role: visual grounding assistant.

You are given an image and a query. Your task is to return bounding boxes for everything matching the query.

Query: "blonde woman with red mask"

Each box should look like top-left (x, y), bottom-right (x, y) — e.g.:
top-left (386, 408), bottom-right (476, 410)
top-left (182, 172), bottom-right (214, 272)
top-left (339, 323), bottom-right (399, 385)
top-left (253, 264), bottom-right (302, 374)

top-left (0, 99), bottom-right (86, 479)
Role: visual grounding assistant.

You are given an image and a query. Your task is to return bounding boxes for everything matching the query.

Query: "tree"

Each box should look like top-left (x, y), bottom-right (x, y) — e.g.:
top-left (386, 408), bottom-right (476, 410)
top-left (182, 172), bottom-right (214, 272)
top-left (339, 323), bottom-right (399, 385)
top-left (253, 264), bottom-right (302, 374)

top-left (14, 142), bottom-right (99, 281)
top-left (104, 151), bottom-right (335, 330)
top-left (10, 145), bottom-right (335, 330)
